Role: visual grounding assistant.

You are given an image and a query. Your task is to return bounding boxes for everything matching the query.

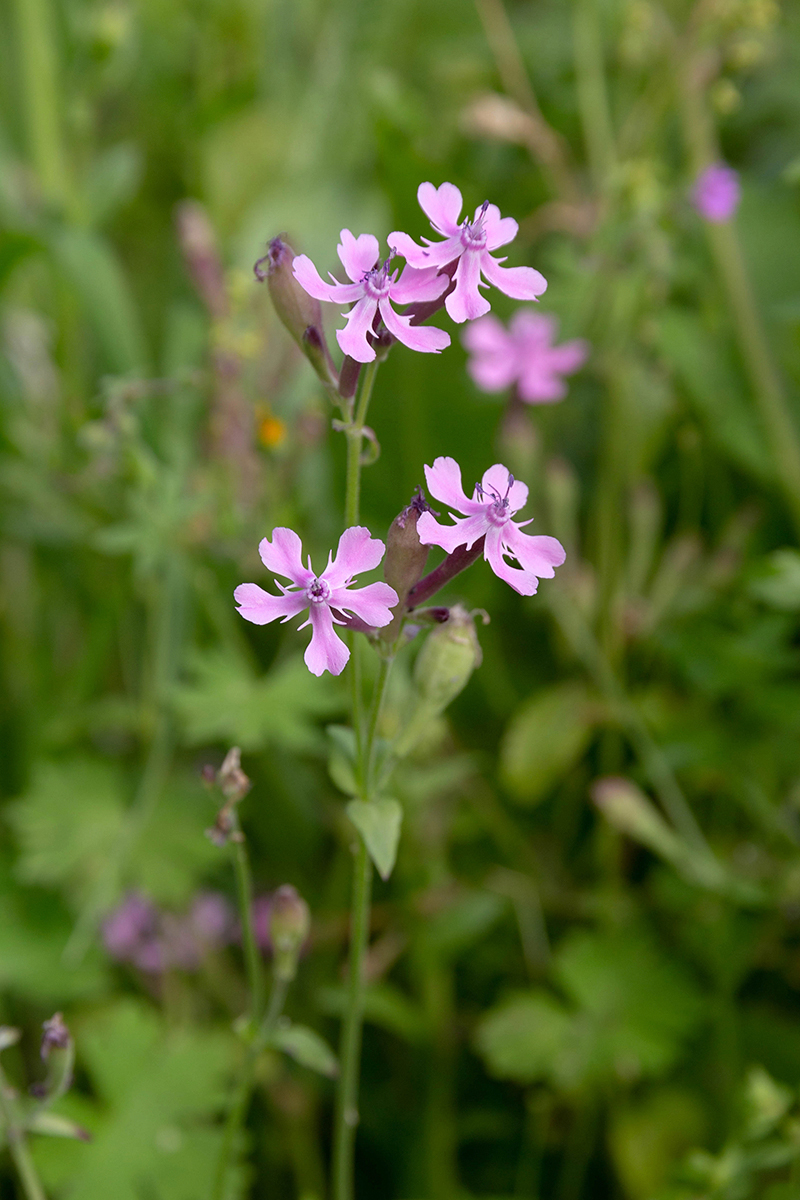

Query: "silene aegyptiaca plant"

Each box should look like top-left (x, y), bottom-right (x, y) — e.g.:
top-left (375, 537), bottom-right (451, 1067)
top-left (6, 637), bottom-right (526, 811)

top-left (222, 181), bottom-right (571, 1200)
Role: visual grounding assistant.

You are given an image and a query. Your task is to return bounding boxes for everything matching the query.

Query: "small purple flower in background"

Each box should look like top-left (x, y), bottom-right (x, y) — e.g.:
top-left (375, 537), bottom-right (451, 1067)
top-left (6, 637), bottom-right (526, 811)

top-left (417, 457), bottom-right (566, 595)
top-left (389, 182), bottom-right (547, 323)
top-left (102, 892), bottom-right (159, 961)
top-left (189, 890), bottom-right (236, 947)
top-left (463, 310), bottom-right (588, 404)
top-left (234, 526), bottom-right (399, 676)
top-left (691, 163), bottom-right (740, 223)
top-left (292, 230), bottom-right (450, 363)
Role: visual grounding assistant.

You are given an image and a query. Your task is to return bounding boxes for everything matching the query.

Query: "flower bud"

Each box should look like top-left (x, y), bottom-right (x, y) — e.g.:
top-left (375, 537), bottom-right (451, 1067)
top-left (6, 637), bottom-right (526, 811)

top-left (256, 237), bottom-right (337, 388)
top-left (37, 1013), bottom-right (74, 1103)
top-left (395, 605), bottom-right (485, 755)
top-left (269, 885), bottom-right (311, 982)
top-left (384, 489), bottom-right (434, 602)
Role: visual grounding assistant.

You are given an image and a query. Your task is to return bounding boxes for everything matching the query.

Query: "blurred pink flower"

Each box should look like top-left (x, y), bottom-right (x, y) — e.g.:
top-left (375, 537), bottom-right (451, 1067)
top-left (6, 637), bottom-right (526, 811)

top-left (463, 310), bottom-right (588, 403)
top-left (252, 894), bottom-right (272, 951)
top-left (292, 231), bottom-right (450, 363)
top-left (234, 526), bottom-right (399, 675)
top-left (691, 163), bottom-right (740, 223)
top-left (102, 892), bottom-right (158, 961)
top-left (417, 457), bottom-right (566, 595)
top-left (389, 182), bottom-right (547, 323)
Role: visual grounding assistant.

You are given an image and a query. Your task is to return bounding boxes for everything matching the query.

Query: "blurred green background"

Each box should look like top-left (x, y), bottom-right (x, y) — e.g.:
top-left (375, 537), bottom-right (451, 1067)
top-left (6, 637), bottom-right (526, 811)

top-left (3, 0), bottom-right (800, 1197)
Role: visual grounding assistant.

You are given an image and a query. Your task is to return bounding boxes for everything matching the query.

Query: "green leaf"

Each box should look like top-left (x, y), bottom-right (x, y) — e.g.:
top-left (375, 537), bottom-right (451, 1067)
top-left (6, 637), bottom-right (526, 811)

top-left (271, 1023), bottom-right (339, 1078)
top-left (327, 725), bottom-right (358, 796)
top-left (27, 1112), bottom-right (91, 1142)
top-left (500, 683), bottom-right (597, 805)
top-left (474, 992), bottom-right (572, 1086)
top-left (173, 650), bottom-right (342, 753)
top-left (6, 759), bottom-right (126, 907)
top-left (750, 549), bottom-right (800, 611)
top-left (49, 227), bottom-right (148, 374)
top-left (346, 797), bottom-right (402, 881)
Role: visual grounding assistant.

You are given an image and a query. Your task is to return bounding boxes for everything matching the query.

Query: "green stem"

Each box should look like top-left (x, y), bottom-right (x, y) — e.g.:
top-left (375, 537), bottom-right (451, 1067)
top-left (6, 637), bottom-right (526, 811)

top-left (677, 46), bottom-right (800, 539)
top-left (332, 651), bottom-right (394, 1200)
top-left (343, 360), bottom-right (379, 528)
top-left (211, 975), bottom-right (290, 1200)
top-left (230, 813), bottom-right (265, 1025)
top-left (332, 837), bottom-right (373, 1200)
top-left (0, 1069), bottom-right (47, 1200)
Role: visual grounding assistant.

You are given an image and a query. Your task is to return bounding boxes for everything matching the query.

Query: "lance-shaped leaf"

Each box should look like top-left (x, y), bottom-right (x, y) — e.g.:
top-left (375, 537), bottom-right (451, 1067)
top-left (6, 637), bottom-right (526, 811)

top-left (271, 1024), bottom-right (339, 1078)
top-left (346, 797), bottom-right (402, 881)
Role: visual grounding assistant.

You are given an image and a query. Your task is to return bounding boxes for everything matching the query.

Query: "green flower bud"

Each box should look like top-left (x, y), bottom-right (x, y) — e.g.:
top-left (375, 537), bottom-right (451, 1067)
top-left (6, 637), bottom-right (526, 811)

top-left (38, 1013), bottom-right (74, 1103)
top-left (256, 237), bottom-right (338, 389)
top-left (395, 605), bottom-right (485, 755)
top-left (269, 885), bottom-right (311, 982)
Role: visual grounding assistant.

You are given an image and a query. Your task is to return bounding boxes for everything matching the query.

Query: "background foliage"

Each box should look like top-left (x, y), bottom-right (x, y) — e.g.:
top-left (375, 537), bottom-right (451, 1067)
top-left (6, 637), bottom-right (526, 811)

top-left (2, 0), bottom-right (800, 1197)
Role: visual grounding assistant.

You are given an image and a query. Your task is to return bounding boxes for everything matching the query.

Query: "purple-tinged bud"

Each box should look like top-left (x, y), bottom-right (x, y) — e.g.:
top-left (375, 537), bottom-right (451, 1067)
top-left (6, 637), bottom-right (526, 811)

top-left (269, 885), bottom-right (311, 982)
top-left (384, 489), bottom-right (435, 601)
top-left (38, 1013), bottom-right (74, 1104)
top-left (217, 747), bottom-right (251, 803)
top-left (257, 236), bottom-right (338, 389)
top-left (338, 356), bottom-right (362, 400)
top-left (41, 1013), bottom-right (70, 1059)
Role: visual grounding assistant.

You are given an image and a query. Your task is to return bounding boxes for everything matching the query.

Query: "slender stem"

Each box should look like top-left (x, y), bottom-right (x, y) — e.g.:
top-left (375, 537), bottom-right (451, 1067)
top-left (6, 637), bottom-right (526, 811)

top-left (230, 813), bottom-right (265, 1025)
top-left (343, 360), bottom-right (380, 529)
top-left (211, 974), bottom-right (290, 1200)
top-left (676, 43), bottom-right (800, 538)
top-left (332, 839), bottom-right (373, 1200)
top-left (572, 0), bottom-right (616, 192)
top-left (0, 1068), bottom-right (47, 1200)
top-left (332, 651), bottom-right (394, 1200)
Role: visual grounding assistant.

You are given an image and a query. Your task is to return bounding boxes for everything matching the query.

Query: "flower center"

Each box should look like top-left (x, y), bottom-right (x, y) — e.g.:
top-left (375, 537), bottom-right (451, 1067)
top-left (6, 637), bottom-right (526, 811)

top-left (362, 250), bottom-right (396, 299)
top-left (460, 201), bottom-right (489, 251)
top-left (306, 577), bottom-right (331, 605)
top-left (476, 470), bottom-right (515, 527)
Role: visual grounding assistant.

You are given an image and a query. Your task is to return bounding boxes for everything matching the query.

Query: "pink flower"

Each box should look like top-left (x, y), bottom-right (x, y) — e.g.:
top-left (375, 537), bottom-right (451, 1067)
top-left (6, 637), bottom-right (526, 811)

top-left (234, 526), bottom-right (399, 676)
top-left (463, 310), bottom-right (588, 403)
top-left (388, 182), bottom-right (547, 324)
top-left (416, 457), bottom-right (565, 596)
top-left (292, 230), bottom-right (450, 363)
top-left (691, 163), bottom-right (740, 223)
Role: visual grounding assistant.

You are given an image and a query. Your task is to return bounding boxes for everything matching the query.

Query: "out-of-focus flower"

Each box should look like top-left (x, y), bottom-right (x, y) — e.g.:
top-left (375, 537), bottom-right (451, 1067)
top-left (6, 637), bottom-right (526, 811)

top-left (463, 310), bottom-right (588, 403)
top-left (189, 891), bottom-right (236, 947)
top-left (41, 1013), bottom-right (70, 1059)
top-left (257, 410), bottom-right (286, 449)
top-left (691, 162), bottom-right (740, 222)
top-left (252, 894), bottom-right (272, 951)
top-left (293, 231), bottom-right (450, 363)
top-left (102, 892), bottom-right (159, 961)
top-left (417, 457), bottom-right (566, 595)
top-left (235, 526), bottom-right (399, 676)
top-left (389, 182), bottom-right (547, 323)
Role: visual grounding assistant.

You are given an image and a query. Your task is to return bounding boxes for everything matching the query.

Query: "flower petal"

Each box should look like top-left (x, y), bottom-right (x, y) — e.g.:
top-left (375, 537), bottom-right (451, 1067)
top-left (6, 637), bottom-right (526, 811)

top-left (292, 255), bottom-right (363, 304)
top-left (422, 456), bottom-right (477, 514)
top-left (259, 527), bottom-right (313, 585)
top-left (548, 338), bottom-right (589, 374)
top-left (511, 309), bottom-right (556, 346)
top-left (480, 464), bottom-right (529, 514)
top-left (323, 526), bottom-right (386, 588)
top-left (504, 526), bottom-right (566, 577)
top-left (417, 511), bottom-right (488, 554)
top-left (483, 205), bottom-right (519, 251)
top-left (304, 605), bottom-right (350, 676)
top-left (338, 230), bottom-right (380, 282)
top-left (332, 581), bottom-right (399, 627)
top-left (234, 583), bottom-right (308, 625)
top-left (390, 264), bottom-right (448, 305)
top-left (336, 295), bottom-right (379, 363)
top-left (480, 253), bottom-right (548, 302)
top-left (446, 251), bottom-right (490, 323)
top-left (379, 299), bottom-right (450, 354)
top-left (483, 526), bottom-right (540, 596)
top-left (517, 369), bottom-right (567, 403)
top-left (418, 181), bottom-right (463, 236)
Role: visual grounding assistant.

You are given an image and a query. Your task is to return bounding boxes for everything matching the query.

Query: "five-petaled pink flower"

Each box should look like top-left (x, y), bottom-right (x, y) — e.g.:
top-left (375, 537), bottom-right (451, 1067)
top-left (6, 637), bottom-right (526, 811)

top-left (417, 457), bottom-right (565, 596)
top-left (292, 230), bottom-right (450, 364)
top-left (691, 163), bottom-right (740, 223)
top-left (463, 310), bottom-right (588, 404)
top-left (234, 527), bottom-right (399, 676)
top-left (388, 182), bottom-right (547, 324)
